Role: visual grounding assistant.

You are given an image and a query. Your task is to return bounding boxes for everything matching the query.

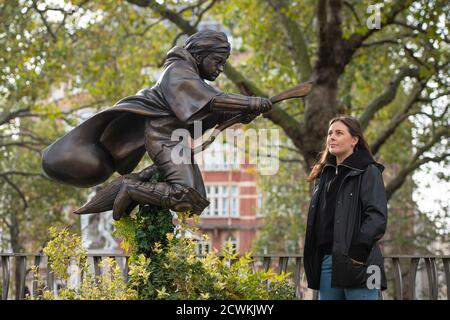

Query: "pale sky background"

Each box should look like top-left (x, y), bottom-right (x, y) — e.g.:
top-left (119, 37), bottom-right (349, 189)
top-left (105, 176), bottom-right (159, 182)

top-left (413, 163), bottom-right (450, 233)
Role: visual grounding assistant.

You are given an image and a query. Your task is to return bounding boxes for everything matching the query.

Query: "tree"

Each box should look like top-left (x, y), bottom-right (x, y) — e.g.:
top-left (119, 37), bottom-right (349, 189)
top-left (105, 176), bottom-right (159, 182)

top-left (0, 0), bottom-right (91, 298)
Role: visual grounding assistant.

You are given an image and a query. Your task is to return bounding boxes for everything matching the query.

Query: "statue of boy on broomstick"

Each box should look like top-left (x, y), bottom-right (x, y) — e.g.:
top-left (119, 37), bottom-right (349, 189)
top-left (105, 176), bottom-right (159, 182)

top-left (42, 30), bottom-right (312, 221)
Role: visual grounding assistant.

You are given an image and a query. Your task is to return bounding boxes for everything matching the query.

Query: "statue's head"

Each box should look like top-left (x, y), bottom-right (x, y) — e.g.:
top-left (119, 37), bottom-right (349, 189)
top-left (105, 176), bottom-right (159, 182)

top-left (184, 29), bottom-right (231, 81)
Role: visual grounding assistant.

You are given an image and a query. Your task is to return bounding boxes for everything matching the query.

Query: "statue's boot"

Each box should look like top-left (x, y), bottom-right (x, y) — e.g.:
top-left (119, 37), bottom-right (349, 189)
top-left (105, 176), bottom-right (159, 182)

top-left (73, 165), bottom-right (157, 216)
top-left (112, 180), bottom-right (210, 221)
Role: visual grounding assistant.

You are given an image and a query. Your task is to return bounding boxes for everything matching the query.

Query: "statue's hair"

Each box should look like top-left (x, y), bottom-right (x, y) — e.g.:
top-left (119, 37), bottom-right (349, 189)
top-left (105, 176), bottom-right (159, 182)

top-left (184, 29), bottom-right (231, 60)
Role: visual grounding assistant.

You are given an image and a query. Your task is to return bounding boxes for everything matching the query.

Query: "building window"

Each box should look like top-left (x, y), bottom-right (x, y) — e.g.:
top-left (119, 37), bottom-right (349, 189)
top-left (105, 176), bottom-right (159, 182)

top-left (199, 140), bottom-right (240, 171)
top-left (224, 235), bottom-right (238, 252)
top-left (204, 185), bottom-right (240, 217)
top-left (231, 186), bottom-right (239, 217)
top-left (196, 240), bottom-right (211, 256)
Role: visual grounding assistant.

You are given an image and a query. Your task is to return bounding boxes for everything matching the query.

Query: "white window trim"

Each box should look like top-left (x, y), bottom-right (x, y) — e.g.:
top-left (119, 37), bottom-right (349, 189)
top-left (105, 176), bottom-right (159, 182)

top-left (203, 184), bottom-right (240, 217)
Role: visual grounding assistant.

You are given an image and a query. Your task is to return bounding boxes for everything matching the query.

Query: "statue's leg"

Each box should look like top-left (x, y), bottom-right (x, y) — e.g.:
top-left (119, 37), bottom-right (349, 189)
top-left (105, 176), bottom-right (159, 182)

top-left (112, 180), bottom-right (209, 220)
top-left (112, 118), bottom-right (210, 220)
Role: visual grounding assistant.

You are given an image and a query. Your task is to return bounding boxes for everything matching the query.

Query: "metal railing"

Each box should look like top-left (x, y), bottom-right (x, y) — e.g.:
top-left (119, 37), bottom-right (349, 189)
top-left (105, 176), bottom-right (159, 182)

top-left (1, 253), bottom-right (449, 300)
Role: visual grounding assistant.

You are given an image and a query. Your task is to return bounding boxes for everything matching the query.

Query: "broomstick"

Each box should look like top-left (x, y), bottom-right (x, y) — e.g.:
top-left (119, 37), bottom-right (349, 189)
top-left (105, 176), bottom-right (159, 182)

top-left (193, 81), bottom-right (313, 154)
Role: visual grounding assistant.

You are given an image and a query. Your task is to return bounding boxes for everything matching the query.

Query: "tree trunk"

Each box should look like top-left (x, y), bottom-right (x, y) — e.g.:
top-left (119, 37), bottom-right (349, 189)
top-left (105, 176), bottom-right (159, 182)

top-left (300, 70), bottom-right (342, 170)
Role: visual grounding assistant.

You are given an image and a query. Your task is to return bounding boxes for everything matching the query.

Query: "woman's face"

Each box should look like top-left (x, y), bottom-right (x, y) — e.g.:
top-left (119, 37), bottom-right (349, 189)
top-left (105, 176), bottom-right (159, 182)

top-left (327, 121), bottom-right (359, 158)
top-left (198, 52), bottom-right (229, 81)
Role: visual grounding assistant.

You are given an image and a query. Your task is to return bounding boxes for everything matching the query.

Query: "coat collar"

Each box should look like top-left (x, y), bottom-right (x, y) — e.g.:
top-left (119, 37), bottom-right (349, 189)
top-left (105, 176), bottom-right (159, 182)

top-left (323, 149), bottom-right (385, 175)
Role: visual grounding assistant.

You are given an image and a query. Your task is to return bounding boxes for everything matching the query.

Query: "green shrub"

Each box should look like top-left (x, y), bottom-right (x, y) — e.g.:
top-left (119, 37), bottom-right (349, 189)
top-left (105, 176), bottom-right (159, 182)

top-left (34, 206), bottom-right (295, 300)
top-left (30, 226), bottom-right (147, 300)
top-left (114, 208), bottom-right (295, 300)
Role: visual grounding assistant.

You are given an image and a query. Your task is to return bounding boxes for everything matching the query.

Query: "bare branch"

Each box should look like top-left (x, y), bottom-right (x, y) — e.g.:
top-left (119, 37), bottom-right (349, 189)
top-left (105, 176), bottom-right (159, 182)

top-left (393, 19), bottom-right (429, 36)
top-left (0, 129), bottom-right (52, 145)
top-left (279, 144), bottom-right (302, 155)
top-left (343, 0), bottom-right (362, 26)
top-left (361, 38), bottom-right (400, 48)
top-left (177, 0), bottom-right (209, 15)
top-left (267, 0), bottom-right (313, 80)
top-left (403, 45), bottom-right (427, 67)
top-left (193, 0), bottom-right (219, 28)
top-left (386, 126), bottom-right (450, 200)
top-left (360, 31), bottom-right (417, 48)
top-left (127, 0), bottom-right (197, 34)
top-left (59, 99), bottom-right (108, 115)
top-left (359, 66), bottom-right (418, 130)
top-left (124, 17), bottom-right (165, 37)
top-left (0, 176), bottom-right (28, 209)
top-left (0, 216), bottom-right (12, 229)
top-left (31, 0), bottom-right (57, 42)
top-left (346, 0), bottom-right (414, 49)
top-left (412, 103), bottom-right (450, 123)
top-left (0, 108), bottom-right (30, 126)
top-left (0, 141), bottom-right (44, 154)
top-left (371, 83), bottom-right (424, 155)
top-left (0, 171), bottom-right (47, 179)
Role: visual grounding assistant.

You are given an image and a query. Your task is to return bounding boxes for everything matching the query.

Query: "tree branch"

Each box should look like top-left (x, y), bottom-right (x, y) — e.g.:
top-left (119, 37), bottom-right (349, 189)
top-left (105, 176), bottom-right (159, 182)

top-left (403, 45), bottom-right (427, 67)
top-left (0, 216), bottom-right (12, 230)
top-left (316, 0), bottom-right (342, 71)
top-left (193, 0), bottom-right (219, 28)
top-left (0, 171), bottom-right (47, 179)
top-left (343, 0), bottom-right (362, 26)
top-left (0, 108), bottom-right (30, 126)
top-left (127, 0), bottom-right (197, 34)
top-left (392, 18), bottom-right (449, 43)
top-left (370, 83), bottom-right (423, 155)
top-left (31, 0), bottom-right (57, 42)
top-left (361, 39), bottom-right (400, 48)
top-left (267, 0), bottom-right (313, 81)
top-left (0, 176), bottom-right (28, 209)
top-left (177, 0), bottom-right (209, 15)
top-left (0, 141), bottom-right (44, 154)
top-left (316, 0), bottom-right (329, 66)
top-left (359, 66), bottom-right (418, 130)
top-left (346, 0), bottom-right (414, 50)
top-left (333, 0), bottom-right (414, 74)
top-left (360, 32), bottom-right (417, 48)
top-left (386, 126), bottom-right (450, 200)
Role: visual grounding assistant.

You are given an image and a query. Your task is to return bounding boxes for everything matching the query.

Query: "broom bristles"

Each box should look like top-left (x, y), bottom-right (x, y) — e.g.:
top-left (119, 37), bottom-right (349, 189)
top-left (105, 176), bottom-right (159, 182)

top-left (73, 177), bottom-right (122, 214)
top-left (73, 167), bottom-right (157, 215)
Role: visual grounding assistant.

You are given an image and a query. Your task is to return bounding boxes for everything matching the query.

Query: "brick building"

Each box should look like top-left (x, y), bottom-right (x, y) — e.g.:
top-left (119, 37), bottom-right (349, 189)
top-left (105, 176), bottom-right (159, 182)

top-left (194, 130), bottom-right (263, 255)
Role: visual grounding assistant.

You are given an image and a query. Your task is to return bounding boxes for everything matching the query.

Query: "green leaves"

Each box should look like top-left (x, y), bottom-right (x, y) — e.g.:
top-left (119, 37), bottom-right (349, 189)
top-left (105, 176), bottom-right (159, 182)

top-left (113, 207), bottom-right (295, 300)
top-left (33, 227), bottom-right (142, 300)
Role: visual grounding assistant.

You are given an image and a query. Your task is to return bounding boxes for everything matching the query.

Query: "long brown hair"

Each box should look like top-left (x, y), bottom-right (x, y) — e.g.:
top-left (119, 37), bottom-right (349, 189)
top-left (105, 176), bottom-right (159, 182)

top-left (307, 116), bottom-right (372, 182)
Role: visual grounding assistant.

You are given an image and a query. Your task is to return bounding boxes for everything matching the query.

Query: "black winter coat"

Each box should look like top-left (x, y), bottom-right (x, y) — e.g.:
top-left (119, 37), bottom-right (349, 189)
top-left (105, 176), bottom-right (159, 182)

top-left (303, 149), bottom-right (388, 290)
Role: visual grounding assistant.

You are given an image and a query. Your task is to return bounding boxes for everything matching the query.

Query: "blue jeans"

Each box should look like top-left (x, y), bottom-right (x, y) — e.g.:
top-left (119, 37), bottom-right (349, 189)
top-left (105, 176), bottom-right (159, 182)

top-left (319, 255), bottom-right (379, 300)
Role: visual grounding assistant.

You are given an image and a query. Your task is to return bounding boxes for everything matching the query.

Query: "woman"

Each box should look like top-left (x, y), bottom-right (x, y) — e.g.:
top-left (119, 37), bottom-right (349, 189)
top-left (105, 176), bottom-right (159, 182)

top-left (303, 116), bottom-right (388, 300)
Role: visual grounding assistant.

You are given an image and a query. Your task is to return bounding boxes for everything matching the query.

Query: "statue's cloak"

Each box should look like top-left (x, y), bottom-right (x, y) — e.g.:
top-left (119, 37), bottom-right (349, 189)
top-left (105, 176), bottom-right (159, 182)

top-left (42, 47), bottom-right (223, 187)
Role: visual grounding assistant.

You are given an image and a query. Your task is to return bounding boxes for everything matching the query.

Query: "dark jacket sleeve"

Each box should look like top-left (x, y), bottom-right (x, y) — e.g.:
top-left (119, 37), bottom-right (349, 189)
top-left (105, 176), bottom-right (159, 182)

top-left (349, 164), bottom-right (388, 262)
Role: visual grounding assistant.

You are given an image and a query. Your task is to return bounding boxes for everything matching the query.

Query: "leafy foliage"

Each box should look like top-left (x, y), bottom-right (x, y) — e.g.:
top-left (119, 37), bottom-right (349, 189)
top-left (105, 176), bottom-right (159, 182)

top-left (31, 227), bottom-right (144, 300)
top-left (114, 209), bottom-right (295, 300)
top-left (34, 212), bottom-right (294, 300)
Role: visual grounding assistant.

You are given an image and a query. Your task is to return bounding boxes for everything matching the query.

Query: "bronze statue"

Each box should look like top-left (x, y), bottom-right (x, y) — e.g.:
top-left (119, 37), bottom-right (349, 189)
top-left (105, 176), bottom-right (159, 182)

top-left (42, 30), bottom-right (312, 220)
